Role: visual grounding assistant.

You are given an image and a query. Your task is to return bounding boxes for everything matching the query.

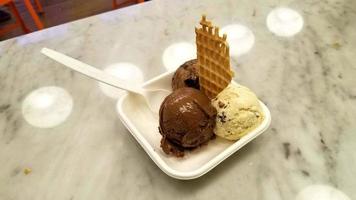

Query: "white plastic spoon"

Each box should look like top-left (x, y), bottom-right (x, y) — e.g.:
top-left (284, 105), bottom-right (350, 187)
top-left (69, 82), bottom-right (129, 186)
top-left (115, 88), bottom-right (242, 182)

top-left (41, 48), bottom-right (170, 113)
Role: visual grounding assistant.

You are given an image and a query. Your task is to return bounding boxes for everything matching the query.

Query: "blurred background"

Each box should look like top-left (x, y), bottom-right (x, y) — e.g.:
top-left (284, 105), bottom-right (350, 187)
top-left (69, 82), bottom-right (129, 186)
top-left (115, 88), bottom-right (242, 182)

top-left (0, 0), bottom-right (147, 41)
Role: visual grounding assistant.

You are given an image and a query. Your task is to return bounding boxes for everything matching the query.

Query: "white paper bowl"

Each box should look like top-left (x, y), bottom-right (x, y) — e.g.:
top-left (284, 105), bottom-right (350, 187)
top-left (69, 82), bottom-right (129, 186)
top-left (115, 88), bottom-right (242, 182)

top-left (116, 71), bottom-right (271, 180)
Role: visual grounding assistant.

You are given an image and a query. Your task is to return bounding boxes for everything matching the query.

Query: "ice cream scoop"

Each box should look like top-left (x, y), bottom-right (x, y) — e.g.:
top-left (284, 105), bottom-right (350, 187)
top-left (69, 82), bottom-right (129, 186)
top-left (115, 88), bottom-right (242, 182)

top-left (159, 87), bottom-right (216, 157)
top-left (171, 59), bottom-right (199, 91)
top-left (212, 83), bottom-right (264, 140)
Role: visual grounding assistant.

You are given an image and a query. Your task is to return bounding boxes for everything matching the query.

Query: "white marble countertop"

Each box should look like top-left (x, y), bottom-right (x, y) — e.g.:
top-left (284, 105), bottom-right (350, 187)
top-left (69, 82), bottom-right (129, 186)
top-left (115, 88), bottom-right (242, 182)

top-left (1, 0), bottom-right (356, 199)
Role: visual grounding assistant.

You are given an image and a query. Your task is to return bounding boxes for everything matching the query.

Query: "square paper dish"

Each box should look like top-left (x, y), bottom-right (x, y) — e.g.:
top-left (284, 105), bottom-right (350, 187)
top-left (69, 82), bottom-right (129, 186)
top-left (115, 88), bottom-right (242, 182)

top-left (116, 71), bottom-right (271, 180)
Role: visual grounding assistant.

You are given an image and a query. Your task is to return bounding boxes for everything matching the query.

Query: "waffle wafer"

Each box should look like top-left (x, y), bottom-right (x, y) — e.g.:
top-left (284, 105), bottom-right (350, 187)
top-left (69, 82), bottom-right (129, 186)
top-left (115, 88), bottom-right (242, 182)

top-left (195, 15), bottom-right (234, 99)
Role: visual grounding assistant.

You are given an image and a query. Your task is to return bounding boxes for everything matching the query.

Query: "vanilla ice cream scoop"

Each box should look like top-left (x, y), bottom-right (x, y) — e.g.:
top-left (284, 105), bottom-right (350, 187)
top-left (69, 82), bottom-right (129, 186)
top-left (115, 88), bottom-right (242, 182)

top-left (211, 83), bottom-right (264, 140)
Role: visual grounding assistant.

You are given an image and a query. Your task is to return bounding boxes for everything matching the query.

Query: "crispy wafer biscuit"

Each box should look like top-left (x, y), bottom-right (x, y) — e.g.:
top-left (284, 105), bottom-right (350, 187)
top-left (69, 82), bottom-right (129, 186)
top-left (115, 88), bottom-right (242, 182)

top-left (195, 15), bottom-right (234, 99)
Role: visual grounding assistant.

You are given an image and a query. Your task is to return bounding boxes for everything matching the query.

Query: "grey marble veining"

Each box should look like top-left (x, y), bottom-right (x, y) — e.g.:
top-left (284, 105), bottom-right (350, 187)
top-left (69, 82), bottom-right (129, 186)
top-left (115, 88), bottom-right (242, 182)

top-left (1, 0), bottom-right (356, 199)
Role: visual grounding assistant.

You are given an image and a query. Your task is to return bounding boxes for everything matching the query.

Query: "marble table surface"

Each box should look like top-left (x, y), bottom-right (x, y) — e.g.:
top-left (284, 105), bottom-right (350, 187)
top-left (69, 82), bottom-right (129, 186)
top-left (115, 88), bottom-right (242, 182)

top-left (1, 0), bottom-right (356, 199)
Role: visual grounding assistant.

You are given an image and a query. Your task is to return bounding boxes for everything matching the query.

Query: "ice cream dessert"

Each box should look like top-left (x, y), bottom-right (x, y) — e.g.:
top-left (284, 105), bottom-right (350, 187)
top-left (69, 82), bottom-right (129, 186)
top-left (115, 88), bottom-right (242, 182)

top-left (212, 83), bottom-right (264, 140)
top-left (158, 15), bottom-right (264, 157)
top-left (159, 87), bottom-right (216, 157)
top-left (171, 59), bottom-right (199, 91)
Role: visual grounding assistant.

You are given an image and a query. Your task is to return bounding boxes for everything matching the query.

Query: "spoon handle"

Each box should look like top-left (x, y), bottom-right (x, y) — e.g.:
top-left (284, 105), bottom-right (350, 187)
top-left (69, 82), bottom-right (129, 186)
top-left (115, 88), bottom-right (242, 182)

top-left (41, 48), bottom-right (142, 95)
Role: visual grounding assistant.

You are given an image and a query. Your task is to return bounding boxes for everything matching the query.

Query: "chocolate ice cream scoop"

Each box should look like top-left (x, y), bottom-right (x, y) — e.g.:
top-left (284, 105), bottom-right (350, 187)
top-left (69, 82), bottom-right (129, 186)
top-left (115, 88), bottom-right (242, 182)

top-left (172, 59), bottom-right (200, 91)
top-left (159, 87), bottom-right (216, 157)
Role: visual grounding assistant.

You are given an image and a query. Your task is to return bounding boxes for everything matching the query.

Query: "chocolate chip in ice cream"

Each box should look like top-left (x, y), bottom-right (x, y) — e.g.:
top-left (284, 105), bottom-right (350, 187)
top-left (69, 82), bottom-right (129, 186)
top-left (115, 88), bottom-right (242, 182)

top-left (218, 101), bottom-right (225, 108)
